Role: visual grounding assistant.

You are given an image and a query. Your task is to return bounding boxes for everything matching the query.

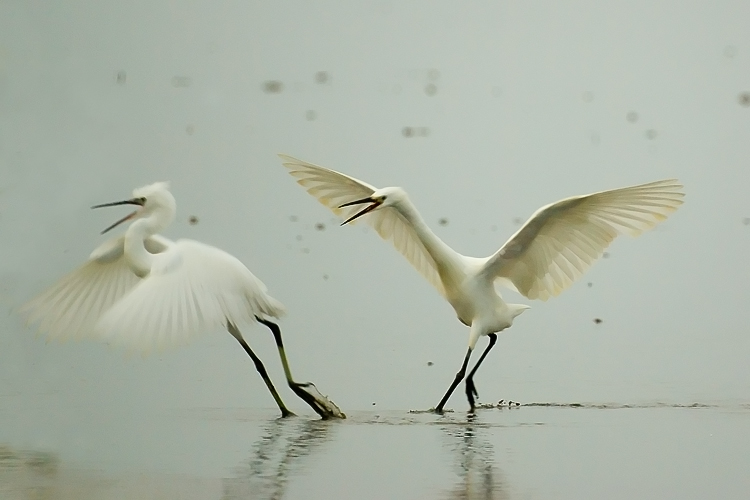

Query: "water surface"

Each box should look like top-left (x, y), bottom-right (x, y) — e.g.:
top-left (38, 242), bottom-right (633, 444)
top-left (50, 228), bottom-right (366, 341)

top-left (2, 400), bottom-right (748, 499)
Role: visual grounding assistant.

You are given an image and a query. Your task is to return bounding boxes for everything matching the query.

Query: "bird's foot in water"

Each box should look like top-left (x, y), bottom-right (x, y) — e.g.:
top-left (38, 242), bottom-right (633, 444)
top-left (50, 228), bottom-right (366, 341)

top-left (289, 381), bottom-right (346, 419)
top-left (465, 378), bottom-right (479, 411)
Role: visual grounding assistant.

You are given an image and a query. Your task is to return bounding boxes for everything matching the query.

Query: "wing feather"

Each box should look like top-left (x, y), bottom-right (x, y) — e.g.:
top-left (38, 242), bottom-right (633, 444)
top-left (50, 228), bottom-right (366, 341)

top-left (279, 154), bottom-right (445, 295)
top-left (97, 239), bottom-right (285, 353)
top-left (21, 236), bottom-right (140, 342)
top-left (483, 179), bottom-right (684, 300)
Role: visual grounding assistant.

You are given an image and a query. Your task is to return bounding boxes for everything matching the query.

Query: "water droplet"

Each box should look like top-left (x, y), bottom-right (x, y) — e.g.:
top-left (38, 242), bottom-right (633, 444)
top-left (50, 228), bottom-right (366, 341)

top-left (262, 80), bottom-right (283, 94)
top-left (171, 76), bottom-right (192, 88)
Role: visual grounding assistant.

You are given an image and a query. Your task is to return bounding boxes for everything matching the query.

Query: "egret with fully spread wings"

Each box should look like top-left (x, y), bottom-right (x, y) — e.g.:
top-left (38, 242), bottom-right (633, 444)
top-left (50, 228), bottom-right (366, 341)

top-left (279, 155), bottom-right (684, 412)
top-left (22, 182), bottom-right (344, 419)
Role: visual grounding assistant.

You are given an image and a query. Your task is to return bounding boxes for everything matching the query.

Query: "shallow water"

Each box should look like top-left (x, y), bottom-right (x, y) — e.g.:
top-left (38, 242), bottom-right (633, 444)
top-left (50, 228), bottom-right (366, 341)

top-left (2, 400), bottom-right (748, 499)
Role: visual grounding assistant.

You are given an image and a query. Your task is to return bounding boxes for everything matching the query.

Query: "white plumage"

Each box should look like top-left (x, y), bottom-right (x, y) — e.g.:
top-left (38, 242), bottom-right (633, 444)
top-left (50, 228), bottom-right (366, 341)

top-left (23, 184), bottom-right (283, 353)
top-left (279, 154), bottom-right (684, 411)
top-left (21, 181), bottom-right (346, 419)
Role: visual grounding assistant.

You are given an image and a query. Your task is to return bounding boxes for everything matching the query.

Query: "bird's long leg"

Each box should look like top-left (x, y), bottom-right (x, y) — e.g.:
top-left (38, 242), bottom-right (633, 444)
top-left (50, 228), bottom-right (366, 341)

top-left (464, 333), bottom-right (497, 411)
top-left (227, 322), bottom-right (295, 418)
top-left (255, 317), bottom-right (345, 419)
top-left (434, 348), bottom-right (473, 413)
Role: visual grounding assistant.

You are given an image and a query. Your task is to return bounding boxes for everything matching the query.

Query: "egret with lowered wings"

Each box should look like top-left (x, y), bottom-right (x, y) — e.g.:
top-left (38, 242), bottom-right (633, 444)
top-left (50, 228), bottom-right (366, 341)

top-left (279, 154), bottom-right (684, 412)
top-left (22, 181), bottom-right (344, 419)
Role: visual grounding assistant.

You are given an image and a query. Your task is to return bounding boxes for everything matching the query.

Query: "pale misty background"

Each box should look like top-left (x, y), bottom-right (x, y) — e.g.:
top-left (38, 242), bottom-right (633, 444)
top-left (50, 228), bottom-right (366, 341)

top-left (1, 0), bottom-right (749, 478)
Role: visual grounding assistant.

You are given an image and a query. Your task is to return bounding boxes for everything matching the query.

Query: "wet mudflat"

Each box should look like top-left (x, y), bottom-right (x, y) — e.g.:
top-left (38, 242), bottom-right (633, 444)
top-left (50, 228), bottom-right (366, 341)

top-left (1, 400), bottom-right (748, 499)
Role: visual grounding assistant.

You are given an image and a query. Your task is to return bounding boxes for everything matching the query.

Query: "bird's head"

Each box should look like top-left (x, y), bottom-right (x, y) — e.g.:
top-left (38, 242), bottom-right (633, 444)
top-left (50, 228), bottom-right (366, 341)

top-left (338, 187), bottom-right (406, 225)
top-left (92, 181), bottom-right (176, 234)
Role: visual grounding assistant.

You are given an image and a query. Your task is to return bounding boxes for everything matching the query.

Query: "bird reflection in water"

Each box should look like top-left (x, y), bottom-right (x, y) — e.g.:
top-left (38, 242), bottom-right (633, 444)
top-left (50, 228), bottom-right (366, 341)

top-left (222, 417), bottom-right (336, 500)
top-left (440, 414), bottom-right (509, 500)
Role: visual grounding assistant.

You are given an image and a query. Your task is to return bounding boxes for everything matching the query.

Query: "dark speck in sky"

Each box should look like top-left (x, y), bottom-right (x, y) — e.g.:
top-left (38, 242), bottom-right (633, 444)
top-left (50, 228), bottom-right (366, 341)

top-left (402, 127), bottom-right (430, 138)
top-left (315, 71), bottom-right (329, 84)
top-left (626, 111), bottom-right (638, 123)
top-left (188, 215), bottom-right (199, 225)
top-left (743, 217), bottom-right (750, 226)
top-left (593, 318), bottom-right (603, 324)
top-left (602, 252), bottom-right (610, 259)
top-left (262, 80), bottom-right (284, 93)
top-left (315, 222), bottom-right (325, 231)
top-left (116, 71), bottom-right (126, 85)
top-left (424, 83), bottom-right (437, 96)
top-left (645, 129), bottom-right (658, 140)
top-left (171, 76), bottom-right (192, 88)
top-left (739, 92), bottom-right (750, 107)
top-left (289, 215), bottom-right (298, 222)
top-left (438, 217), bottom-right (448, 226)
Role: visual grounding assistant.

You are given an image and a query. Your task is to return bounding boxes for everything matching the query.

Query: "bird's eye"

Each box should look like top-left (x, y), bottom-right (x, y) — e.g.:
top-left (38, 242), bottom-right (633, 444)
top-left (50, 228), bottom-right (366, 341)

top-left (139, 197), bottom-right (147, 204)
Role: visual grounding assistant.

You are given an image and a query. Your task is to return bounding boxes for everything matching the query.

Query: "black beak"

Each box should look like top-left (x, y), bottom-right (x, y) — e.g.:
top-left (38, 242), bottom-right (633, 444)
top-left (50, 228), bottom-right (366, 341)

top-left (339, 197), bottom-right (381, 225)
top-left (91, 198), bottom-right (145, 234)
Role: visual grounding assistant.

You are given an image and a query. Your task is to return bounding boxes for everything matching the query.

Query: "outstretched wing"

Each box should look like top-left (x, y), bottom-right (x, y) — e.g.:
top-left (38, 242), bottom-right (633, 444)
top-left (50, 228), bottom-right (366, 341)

top-left (482, 179), bottom-right (684, 300)
top-left (96, 239), bottom-right (285, 353)
top-left (279, 154), bottom-right (445, 296)
top-left (20, 235), bottom-right (171, 342)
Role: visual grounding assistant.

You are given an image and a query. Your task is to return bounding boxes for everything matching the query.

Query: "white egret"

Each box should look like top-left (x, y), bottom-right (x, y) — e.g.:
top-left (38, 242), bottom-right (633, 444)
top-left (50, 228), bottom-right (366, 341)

top-left (22, 182), bottom-right (344, 419)
top-left (279, 155), bottom-right (684, 412)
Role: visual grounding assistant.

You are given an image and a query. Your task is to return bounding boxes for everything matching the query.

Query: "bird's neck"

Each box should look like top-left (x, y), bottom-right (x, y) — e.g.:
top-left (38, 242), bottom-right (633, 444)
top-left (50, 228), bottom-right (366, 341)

top-left (124, 211), bottom-right (173, 277)
top-left (394, 198), bottom-right (461, 271)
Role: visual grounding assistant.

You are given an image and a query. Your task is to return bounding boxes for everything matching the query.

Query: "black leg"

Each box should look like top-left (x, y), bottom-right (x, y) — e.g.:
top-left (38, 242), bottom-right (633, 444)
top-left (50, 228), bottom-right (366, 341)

top-left (464, 333), bottom-right (497, 411)
top-left (434, 347), bottom-right (473, 413)
top-left (255, 317), bottom-right (345, 420)
top-left (226, 322), bottom-right (295, 418)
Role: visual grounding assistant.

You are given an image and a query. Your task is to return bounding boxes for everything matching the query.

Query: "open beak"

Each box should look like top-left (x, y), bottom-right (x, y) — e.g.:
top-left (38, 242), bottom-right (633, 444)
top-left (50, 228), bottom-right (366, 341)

top-left (91, 198), bottom-right (145, 234)
top-left (339, 197), bottom-right (382, 225)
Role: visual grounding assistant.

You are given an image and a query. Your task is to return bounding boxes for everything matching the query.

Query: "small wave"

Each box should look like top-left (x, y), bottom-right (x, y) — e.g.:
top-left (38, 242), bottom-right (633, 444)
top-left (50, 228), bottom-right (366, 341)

top-left (506, 402), bottom-right (717, 409)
